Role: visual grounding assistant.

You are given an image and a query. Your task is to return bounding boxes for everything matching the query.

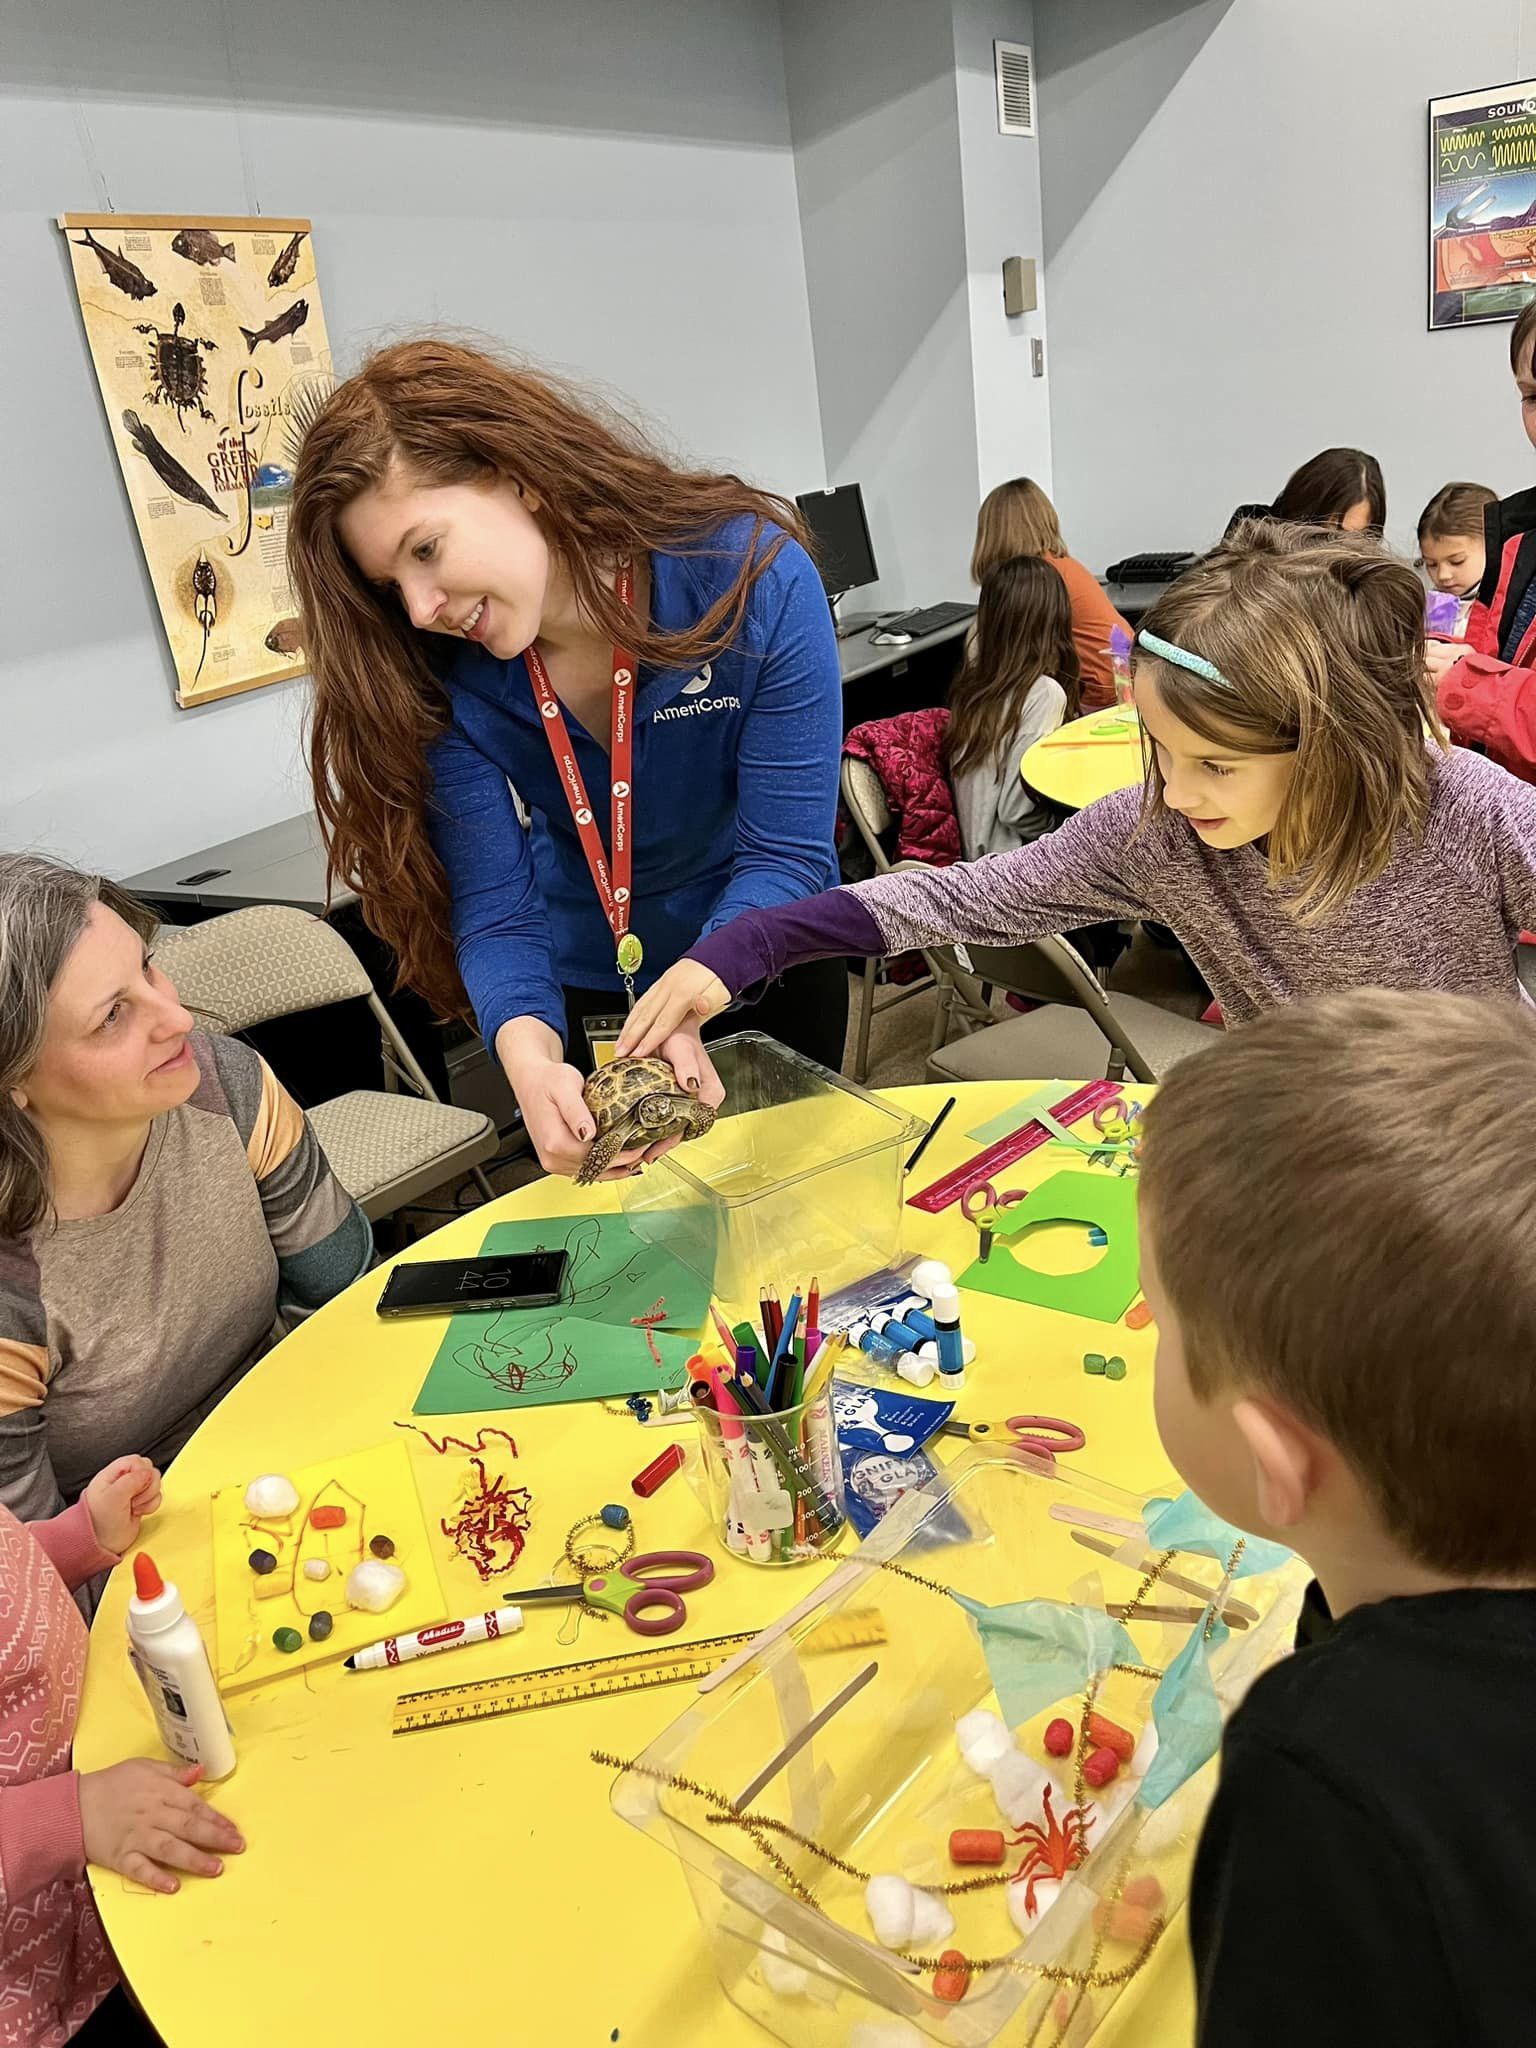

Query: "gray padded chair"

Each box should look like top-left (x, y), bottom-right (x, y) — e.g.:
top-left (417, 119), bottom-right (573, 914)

top-left (152, 906), bottom-right (498, 1222)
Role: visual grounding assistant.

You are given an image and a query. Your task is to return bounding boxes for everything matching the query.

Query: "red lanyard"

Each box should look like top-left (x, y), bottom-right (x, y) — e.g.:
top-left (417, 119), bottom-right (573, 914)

top-left (524, 565), bottom-right (644, 998)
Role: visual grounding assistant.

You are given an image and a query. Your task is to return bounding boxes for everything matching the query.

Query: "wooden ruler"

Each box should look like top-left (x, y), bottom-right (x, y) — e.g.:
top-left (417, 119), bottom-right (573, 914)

top-left (905, 1077), bottom-right (1127, 1212)
top-left (391, 1608), bottom-right (888, 1734)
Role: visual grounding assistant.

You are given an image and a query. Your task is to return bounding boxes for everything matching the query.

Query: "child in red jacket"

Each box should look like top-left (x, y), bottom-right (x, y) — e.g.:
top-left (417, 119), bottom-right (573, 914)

top-left (1432, 300), bottom-right (1536, 777)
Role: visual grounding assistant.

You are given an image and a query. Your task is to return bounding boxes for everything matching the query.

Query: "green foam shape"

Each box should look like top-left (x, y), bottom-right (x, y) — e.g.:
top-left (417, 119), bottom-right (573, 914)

top-left (957, 1170), bottom-right (1141, 1323)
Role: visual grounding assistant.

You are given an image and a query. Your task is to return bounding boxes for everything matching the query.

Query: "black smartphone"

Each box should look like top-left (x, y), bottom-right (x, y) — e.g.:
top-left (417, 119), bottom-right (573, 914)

top-left (376, 1248), bottom-right (570, 1319)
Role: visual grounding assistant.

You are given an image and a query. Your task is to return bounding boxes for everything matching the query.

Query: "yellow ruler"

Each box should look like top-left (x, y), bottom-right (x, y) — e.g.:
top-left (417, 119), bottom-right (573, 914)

top-left (391, 1607), bottom-right (887, 1734)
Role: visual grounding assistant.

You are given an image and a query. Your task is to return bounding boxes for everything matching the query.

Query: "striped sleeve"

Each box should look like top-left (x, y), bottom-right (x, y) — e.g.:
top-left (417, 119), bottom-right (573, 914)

top-left (196, 1034), bottom-right (374, 1308)
top-left (0, 1241), bottom-right (62, 1523)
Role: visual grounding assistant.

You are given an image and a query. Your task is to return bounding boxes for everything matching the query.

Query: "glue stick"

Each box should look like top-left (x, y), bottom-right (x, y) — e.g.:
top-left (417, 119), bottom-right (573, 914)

top-left (126, 1553), bottom-right (237, 1781)
top-left (931, 1285), bottom-right (967, 1389)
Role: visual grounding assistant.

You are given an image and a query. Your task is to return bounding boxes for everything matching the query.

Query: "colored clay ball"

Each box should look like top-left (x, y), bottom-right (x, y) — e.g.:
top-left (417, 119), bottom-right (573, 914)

top-left (1105, 1356), bottom-right (1127, 1382)
top-left (1082, 1352), bottom-right (1107, 1377)
top-left (600, 1504), bottom-right (630, 1531)
top-left (247, 1547), bottom-right (278, 1575)
top-left (244, 1474), bottom-right (300, 1518)
top-left (1083, 1745), bottom-right (1121, 1789)
top-left (1043, 1716), bottom-right (1075, 1758)
top-left (369, 1533), bottom-right (396, 1560)
top-left (272, 1626), bottom-right (303, 1654)
top-left (309, 1504), bottom-right (347, 1530)
top-left (307, 1610), bottom-right (334, 1642)
top-left (302, 1558), bottom-right (331, 1581)
top-left (346, 1558), bottom-right (406, 1614)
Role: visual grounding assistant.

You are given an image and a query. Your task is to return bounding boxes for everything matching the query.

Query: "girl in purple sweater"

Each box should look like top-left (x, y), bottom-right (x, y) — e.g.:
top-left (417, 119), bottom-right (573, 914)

top-left (618, 521), bottom-right (1536, 1058)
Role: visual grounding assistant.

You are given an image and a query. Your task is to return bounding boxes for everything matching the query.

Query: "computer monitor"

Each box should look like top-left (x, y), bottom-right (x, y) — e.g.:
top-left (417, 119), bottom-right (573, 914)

top-left (796, 483), bottom-right (878, 599)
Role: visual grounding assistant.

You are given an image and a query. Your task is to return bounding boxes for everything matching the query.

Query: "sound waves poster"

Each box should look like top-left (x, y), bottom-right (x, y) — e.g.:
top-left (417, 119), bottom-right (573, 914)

top-left (1430, 81), bottom-right (1536, 330)
top-left (59, 213), bottom-right (331, 706)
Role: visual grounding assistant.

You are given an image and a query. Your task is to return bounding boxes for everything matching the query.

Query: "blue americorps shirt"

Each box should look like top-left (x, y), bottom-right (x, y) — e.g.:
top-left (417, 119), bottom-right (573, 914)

top-left (424, 517), bottom-right (842, 1050)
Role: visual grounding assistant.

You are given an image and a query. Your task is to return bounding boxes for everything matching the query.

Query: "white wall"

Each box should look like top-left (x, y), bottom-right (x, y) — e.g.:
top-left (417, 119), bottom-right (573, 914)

top-left (1035, 0), bottom-right (1536, 573)
top-left (952, 0), bottom-right (1052, 500)
top-left (0, 0), bottom-right (823, 876)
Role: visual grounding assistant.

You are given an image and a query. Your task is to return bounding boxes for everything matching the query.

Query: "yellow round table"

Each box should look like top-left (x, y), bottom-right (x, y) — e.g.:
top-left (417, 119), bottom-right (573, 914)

top-left (78, 1081), bottom-right (1185, 2047)
top-left (1021, 708), bottom-right (1144, 812)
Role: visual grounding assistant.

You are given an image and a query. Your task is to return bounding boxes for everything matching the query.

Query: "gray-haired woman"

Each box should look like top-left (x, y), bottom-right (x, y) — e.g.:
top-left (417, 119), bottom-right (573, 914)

top-left (0, 854), bottom-right (373, 1522)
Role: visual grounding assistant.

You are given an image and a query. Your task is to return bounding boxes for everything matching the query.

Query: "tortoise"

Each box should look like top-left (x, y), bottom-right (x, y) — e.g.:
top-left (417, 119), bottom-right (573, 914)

top-left (574, 1056), bottom-right (716, 1184)
top-left (136, 302), bottom-right (217, 429)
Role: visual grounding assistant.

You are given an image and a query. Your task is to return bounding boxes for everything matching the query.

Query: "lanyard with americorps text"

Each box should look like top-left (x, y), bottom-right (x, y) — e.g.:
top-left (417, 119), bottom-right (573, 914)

top-left (524, 565), bottom-right (644, 1006)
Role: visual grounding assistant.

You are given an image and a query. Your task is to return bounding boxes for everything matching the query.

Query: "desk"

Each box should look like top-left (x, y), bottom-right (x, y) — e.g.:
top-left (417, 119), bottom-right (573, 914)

top-left (838, 619), bottom-right (970, 733)
top-left (838, 617), bottom-right (971, 687)
top-left (122, 813), bottom-right (354, 915)
top-left (78, 1081), bottom-right (1185, 2048)
top-left (1021, 708), bottom-right (1145, 813)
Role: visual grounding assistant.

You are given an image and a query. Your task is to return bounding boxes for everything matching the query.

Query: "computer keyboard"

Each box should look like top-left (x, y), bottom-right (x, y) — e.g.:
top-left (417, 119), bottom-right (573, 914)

top-left (1104, 551), bottom-right (1196, 584)
top-left (875, 601), bottom-right (977, 638)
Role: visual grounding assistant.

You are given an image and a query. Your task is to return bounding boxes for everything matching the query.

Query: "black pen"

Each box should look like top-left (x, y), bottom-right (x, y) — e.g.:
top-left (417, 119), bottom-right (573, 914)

top-left (904, 1095), bottom-right (956, 1177)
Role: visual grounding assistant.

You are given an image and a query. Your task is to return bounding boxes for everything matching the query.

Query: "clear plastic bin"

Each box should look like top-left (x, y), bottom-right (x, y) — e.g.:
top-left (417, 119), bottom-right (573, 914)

top-left (620, 1032), bottom-right (925, 1318)
top-left (609, 1450), bottom-right (1307, 2046)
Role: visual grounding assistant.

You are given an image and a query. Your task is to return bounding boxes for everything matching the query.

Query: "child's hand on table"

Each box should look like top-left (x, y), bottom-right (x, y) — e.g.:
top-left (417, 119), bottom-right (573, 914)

top-left (617, 966), bottom-right (730, 1060)
top-left (84, 1456), bottom-right (161, 1555)
top-left (79, 1761), bottom-right (243, 1894)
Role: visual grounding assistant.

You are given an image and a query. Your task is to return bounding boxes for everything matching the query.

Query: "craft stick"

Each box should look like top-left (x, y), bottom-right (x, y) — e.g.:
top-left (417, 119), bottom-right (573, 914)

top-left (697, 1553), bottom-right (873, 1695)
top-left (1048, 1502), bottom-right (1145, 1542)
top-left (1069, 1529), bottom-right (1260, 1622)
top-left (733, 1661), bottom-right (879, 1810)
top-left (1106, 1601), bottom-right (1249, 1630)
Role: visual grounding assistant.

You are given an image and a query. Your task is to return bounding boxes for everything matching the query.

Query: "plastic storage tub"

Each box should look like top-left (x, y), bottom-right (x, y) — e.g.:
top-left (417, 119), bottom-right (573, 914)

top-left (620, 1032), bottom-right (925, 1318)
top-left (609, 1450), bottom-right (1307, 2046)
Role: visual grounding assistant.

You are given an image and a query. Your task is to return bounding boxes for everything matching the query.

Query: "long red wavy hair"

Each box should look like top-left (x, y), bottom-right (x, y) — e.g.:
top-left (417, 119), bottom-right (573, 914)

top-left (289, 338), bottom-right (809, 1021)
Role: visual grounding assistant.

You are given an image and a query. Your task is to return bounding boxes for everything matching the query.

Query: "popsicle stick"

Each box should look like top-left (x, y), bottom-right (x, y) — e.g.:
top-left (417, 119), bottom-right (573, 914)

top-left (696, 1554), bottom-right (872, 1695)
top-left (1048, 1502), bottom-right (1145, 1542)
top-left (1070, 1529), bottom-right (1260, 1622)
top-left (733, 1662), bottom-right (878, 1809)
top-left (1106, 1601), bottom-right (1248, 1629)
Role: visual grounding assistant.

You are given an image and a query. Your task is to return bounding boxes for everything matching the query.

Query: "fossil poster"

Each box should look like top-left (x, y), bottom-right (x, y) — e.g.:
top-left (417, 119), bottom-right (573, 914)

top-left (58, 213), bottom-right (331, 707)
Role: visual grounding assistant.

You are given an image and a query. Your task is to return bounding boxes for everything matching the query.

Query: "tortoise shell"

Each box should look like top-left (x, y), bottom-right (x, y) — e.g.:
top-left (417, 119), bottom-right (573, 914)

top-left (574, 1055), bottom-right (716, 1184)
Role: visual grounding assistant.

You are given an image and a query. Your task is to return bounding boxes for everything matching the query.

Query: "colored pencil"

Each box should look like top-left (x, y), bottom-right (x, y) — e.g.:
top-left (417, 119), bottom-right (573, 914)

top-left (806, 1276), bottom-right (820, 1332)
top-left (904, 1096), bottom-right (956, 1177)
top-left (709, 1304), bottom-right (738, 1354)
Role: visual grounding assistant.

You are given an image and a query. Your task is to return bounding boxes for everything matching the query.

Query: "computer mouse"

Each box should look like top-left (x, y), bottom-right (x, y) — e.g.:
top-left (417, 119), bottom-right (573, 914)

top-left (871, 631), bottom-right (913, 646)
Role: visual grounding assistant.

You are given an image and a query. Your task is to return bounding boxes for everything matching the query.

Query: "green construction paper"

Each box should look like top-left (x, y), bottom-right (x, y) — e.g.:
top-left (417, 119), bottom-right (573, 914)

top-left (965, 1083), bottom-right (1066, 1145)
top-left (957, 1170), bottom-right (1142, 1323)
top-left (411, 1213), bottom-right (712, 1414)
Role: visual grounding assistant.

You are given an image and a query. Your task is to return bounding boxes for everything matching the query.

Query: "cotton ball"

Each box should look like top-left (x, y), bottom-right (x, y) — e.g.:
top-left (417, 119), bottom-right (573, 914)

top-left (865, 1875), bottom-right (954, 1950)
top-left (345, 1559), bottom-right (406, 1613)
top-left (759, 1927), bottom-right (811, 1998)
top-left (302, 1558), bottom-right (331, 1582)
top-left (956, 1708), bottom-right (1014, 1775)
top-left (1008, 1874), bottom-right (1063, 1934)
top-left (908, 1259), bottom-right (952, 1299)
top-left (244, 1474), bottom-right (300, 1518)
top-left (990, 1748), bottom-right (1050, 1828)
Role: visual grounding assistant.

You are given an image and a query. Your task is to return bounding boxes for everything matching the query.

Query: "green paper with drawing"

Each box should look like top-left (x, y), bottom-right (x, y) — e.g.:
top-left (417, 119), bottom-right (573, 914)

top-left (411, 1214), bottom-right (712, 1414)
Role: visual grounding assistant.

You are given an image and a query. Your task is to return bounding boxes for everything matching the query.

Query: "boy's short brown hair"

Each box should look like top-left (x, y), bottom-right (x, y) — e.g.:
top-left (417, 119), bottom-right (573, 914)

top-left (1140, 988), bottom-right (1536, 1577)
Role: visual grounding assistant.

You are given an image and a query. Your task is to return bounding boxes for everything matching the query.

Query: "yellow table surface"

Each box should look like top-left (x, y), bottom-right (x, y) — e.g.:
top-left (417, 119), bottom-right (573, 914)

top-left (1021, 708), bottom-right (1144, 812)
top-left (78, 1081), bottom-right (1190, 2047)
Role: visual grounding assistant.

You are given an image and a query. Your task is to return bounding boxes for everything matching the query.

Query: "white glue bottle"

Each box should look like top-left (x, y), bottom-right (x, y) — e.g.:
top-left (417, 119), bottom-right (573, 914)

top-left (126, 1552), bottom-right (237, 1781)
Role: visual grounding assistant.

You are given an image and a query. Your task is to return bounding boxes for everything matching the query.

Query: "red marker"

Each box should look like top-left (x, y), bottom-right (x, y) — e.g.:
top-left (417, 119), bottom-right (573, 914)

top-left (631, 1443), bottom-right (686, 1497)
top-left (344, 1608), bottom-right (523, 1672)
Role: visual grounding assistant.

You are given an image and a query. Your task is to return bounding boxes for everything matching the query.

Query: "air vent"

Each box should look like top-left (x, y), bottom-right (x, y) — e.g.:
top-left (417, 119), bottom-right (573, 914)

top-left (995, 40), bottom-right (1035, 137)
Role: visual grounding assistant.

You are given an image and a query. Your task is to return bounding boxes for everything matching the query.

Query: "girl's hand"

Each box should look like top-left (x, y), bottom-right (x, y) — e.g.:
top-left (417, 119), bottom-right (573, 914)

top-left (84, 1456), bottom-right (161, 1555)
top-left (1424, 638), bottom-right (1462, 686)
top-left (616, 963), bottom-right (730, 1059)
top-left (495, 1015), bottom-right (655, 1179)
top-left (79, 1760), bottom-right (244, 1895)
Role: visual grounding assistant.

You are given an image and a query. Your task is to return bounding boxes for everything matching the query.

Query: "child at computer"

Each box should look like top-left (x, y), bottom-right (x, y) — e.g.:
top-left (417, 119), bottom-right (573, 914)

top-left (0, 1457), bottom-right (244, 2044)
top-left (946, 555), bottom-right (1080, 857)
top-left (1137, 986), bottom-right (1536, 2043)
top-left (617, 519), bottom-right (1536, 1062)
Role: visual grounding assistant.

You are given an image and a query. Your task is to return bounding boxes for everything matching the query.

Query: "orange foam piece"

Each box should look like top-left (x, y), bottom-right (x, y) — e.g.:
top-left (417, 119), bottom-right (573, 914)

top-left (309, 1505), bottom-right (347, 1529)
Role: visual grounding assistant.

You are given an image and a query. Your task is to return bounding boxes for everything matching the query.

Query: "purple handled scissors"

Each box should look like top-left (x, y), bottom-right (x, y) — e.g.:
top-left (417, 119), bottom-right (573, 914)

top-left (507, 1549), bottom-right (715, 1636)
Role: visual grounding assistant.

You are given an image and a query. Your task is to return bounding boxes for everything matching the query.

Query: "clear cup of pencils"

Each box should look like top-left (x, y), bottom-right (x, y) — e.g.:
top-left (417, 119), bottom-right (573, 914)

top-left (693, 1368), bottom-right (847, 1567)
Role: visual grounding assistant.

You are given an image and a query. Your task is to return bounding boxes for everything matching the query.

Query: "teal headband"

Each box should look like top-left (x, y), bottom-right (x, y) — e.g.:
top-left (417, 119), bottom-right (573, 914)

top-left (1136, 629), bottom-right (1232, 690)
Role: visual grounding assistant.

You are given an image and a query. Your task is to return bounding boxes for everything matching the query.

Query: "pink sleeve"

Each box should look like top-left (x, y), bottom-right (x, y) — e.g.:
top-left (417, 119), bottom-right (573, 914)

top-left (1438, 652), bottom-right (1536, 782)
top-left (31, 1500), bottom-right (119, 1594)
top-left (0, 1772), bottom-right (85, 1910)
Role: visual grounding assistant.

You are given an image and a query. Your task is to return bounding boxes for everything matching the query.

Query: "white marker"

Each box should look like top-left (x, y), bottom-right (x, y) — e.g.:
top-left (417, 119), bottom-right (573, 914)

top-left (344, 1607), bottom-right (523, 1672)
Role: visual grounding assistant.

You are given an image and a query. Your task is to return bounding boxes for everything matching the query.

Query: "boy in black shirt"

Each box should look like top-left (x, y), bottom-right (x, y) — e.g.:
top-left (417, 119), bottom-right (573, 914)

top-left (1138, 988), bottom-right (1536, 2047)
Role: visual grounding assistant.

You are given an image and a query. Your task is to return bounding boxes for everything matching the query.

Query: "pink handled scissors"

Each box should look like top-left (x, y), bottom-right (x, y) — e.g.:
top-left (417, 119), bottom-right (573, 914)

top-left (942, 1414), bottom-right (1087, 1468)
top-left (508, 1549), bottom-right (715, 1636)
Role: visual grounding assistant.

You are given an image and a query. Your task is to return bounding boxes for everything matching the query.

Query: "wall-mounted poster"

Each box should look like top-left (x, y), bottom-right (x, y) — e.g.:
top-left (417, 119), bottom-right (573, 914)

top-left (1430, 82), bottom-right (1536, 330)
top-left (58, 213), bottom-right (331, 707)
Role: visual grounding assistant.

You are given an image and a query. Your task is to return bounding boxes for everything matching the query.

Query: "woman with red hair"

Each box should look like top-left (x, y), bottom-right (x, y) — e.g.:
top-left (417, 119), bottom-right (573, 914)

top-left (289, 340), bottom-right (845, 1177)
